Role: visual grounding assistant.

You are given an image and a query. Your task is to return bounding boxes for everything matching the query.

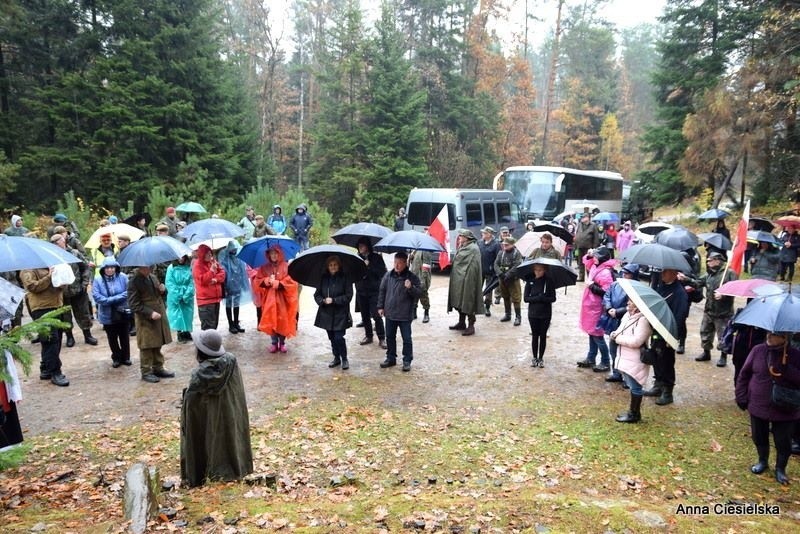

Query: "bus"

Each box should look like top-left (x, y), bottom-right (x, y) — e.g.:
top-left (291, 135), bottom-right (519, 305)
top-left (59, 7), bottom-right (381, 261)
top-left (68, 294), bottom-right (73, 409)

top-left (491, 166), bottom-right (624, 221)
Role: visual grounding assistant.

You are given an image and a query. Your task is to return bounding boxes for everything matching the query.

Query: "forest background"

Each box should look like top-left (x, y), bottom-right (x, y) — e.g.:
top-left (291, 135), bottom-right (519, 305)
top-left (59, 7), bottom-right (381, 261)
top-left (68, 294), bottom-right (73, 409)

top-left (0, 0), bottom-right (798, 231)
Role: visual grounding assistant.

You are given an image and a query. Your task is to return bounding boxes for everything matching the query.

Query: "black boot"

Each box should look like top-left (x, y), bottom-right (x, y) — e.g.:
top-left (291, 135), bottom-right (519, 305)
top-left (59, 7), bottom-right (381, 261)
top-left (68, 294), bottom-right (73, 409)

top-left (65, 330), bottom-right (76, 348)
top-left (695, 349), bottom-right (711, 362)
top-left (655, 385), bottom-right (674, 406)
top-left (234, 307), bottom-right (245, 332)
top-left (341, 356), bottom-right (349, 370)
top-left (615, 394), bottom-right (642, 423)
top-left (513, 306), bottom-right (522, 326)
top-left (226, 307), bottom-right (237, 333)
top-left (751, 445), bottom-right (769, 474)
top-left (449, 313), bottom-right (466, 330)
top-left (462, 315), bottom-right (476, 336)
top-left (776, 454), bottom-right (790, 485)
top-left (422, 309), bottom-right (430, 323)
top-left (328, 356), bottom-right (341, 368)
top-left (500, 304), bottom-right (512, 322)
top-left (82, 328), bottom-right (98, 346)
top-left (484, 303), bottom-right (491, 317)
top-left (642, 381), bottom-right (663, 397)
top-left (676, 339), bottom-right (685, 354)
top-left (716, 353), bottom-right (727, 367)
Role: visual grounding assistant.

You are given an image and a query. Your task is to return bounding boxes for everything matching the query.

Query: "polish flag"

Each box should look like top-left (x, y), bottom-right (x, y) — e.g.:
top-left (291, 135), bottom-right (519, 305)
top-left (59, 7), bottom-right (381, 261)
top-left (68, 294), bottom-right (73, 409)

top-left (427, 205), bottom-right (451, 269)
top-left (729, 199), bottom-right (750, 276)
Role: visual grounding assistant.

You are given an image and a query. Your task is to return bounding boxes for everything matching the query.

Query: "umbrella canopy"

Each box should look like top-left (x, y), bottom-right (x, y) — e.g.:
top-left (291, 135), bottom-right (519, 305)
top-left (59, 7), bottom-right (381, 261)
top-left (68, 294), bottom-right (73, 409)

top-left (774, 215), bottom-right (800, 230)
top-left (571, 202), bottom-right (599, 213)
top-left (618, 243), bottom-right (692, 272)
top-left (179, 218), bottom-right (245, 245)
top-left (697, 208), bottom-right (731, 220)
top-left (116, 236), bottom-right (193, 267)
top-left (531, 222), bottom-right (573, 244)
top-left (0, 276), bottom-right (26, 322)
top-left (514, 231), bottom-right (567, 256)
top-left (617, 278), bottom-right (680, 350)
top-left (697, 232), bottom-right (732, 251)
top-left (175, 201), bottom-right (207, 213)
top-left (0, 235), bottom-right (82, 271)
top-left (749, 216), bottom-right (775, 232)
top-left (592, 212), bottom-right (620, 224)
top-left (510, 257), bottom-right (577, 289)
top-left (654, 227), bottom-right (699, 250)
top-left (553, 210), bottom-right (576, 224)
top-left (331, 222), bottom-right (393, 248)
top-left (84, 223), bottom-right (145, 249)
top-left (716, 279), bottom-right (780, 298)
top-left (373, 230), bottom-right (446, 254)
top-left (734, 291), bottom-right (800, 333)
top-left (238, 235), bottom-right (301, 268)
top-left (634, 221), bottom-right (673, 244)
top-left (287, 244), bottom-right (367, 288)
top-left (123, 212), bottom-right (152, 228)
top-left (189, 236), bottom-right (237, 251)
top-left (746, 230), bottom-right (781, 246)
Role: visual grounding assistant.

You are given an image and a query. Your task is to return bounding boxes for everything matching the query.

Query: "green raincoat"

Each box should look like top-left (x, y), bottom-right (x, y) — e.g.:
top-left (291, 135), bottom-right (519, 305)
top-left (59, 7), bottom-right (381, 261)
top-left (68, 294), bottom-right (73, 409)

top-left (447, 241), bottom-right (484, 315)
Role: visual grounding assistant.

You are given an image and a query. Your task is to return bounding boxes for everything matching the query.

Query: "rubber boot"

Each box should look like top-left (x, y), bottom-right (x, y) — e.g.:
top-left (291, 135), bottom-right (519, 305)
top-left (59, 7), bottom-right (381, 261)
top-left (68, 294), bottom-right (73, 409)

top-left (226, 307), bottom-right (238, 334)
top-left (449, 312), bottom-right (466, 330)
top-left (65, 329), bottom-right (76, 348)
top-left (642, 380), bottom-right (663, 397)
top-left (234, 306), bottom-right (245, 332)
top-left (655, 385), bottom-right (674, 405)
top-left (776, 453), bottom-right (790, 485)
top-left (412, 307), bottom-right (418, 320)
top-left (341, 356), bottom-right (349, 370)
top-left (500, 303), bottom-right (512, 322)
top-left (716, 353), bottom-right (727, 367)
top-left (695, 349), bottom-right (711, 362)
top-left (615, 394), bottom-right (642, 423)
top-left (677, 338), bottom-right (685, 354)
top-left (513, 305), bottom-right (522, 326)
top-left (751, 445), bottom-right (769, 474)
top-left (82, 328), bottom-right (98, 346)
top-left (328, 355), bottom-right (341, 368)
top-left (462, 315), bottom-right (476, 336)
top-left (484, 302), bottom-right (491, 317)
top-left (422, 309), bottom-right (430, 323)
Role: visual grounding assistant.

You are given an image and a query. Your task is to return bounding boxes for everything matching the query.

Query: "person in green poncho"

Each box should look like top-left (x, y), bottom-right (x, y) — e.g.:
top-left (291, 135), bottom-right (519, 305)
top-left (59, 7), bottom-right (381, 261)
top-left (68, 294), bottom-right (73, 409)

top-left (447, 228), bottom-right (483, 336)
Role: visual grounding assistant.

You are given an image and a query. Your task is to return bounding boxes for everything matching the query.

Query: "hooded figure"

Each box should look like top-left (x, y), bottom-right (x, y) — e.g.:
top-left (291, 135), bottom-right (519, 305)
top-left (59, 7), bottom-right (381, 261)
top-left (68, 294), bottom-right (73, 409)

top-left (4, 215), bottom-right (28, 237)
top-left (92, 257), bottom-right (131, 367)
top-left (219, 240), bottom-right (251, 334)
top-left (576, 247), bottom-right (617, 372)
top-left (166, 255), bottom-right (195, 342)
top-left (289, 203), bottom-right (313, 250)
top-left (192, 244), bottom-right (226, 330)
top-left (253, 245), bottom-right (299, 352)
top-left (181, 329), bottom-right (253, 487)
top-left (268, 205), bottom-right (287, 235)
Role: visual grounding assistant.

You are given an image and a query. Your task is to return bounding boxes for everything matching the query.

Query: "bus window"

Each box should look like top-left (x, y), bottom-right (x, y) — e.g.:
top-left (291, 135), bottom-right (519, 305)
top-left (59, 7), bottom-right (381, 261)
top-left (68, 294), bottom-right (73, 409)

top-left (483, 203), bottom-right (497, 225)
top-left (466, 203), bottom-right (482, 227)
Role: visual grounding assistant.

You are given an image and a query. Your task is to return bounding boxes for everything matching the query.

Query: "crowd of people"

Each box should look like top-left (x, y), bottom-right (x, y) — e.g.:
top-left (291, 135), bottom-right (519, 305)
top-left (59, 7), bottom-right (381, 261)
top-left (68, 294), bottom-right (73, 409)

top-left (2, 204), bottom-right (800, 488)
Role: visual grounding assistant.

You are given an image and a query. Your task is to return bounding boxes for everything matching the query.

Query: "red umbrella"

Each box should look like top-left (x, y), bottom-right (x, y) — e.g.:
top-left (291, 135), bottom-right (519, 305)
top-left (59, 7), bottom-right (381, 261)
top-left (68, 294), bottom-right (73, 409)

top-left (716, 279), bottom-right (780, 298)
top-left (774, 215), bottom-right (800, 230)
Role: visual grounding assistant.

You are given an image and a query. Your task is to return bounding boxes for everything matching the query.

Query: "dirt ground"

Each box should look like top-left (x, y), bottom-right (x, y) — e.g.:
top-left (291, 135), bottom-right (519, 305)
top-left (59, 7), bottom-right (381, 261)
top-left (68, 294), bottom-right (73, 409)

top-left (15, 265), bottom-right (728, 439)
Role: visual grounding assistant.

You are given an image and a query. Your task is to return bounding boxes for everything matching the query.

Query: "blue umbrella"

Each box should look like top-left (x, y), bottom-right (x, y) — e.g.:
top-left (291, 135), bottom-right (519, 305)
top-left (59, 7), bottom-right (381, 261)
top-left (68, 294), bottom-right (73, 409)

top-left (592, 212), bottom-right (620, 224)
top-left (0, 235), bottom-right (81, 271)
top-left (238, 235), bottom-right (301, 268)
top-left (698, 208), bottom-right (731, 220)
top-left (747, 230), bottom-right (781, 246)
top-left (179, 218), bottom-right (245, 244)
top-left (373, 231), bottom-right (445, 253)
top-left (175, 201), bottom-right (207, 213)
top-left (734, 291), bottom-right (800, 333)
top-left (117, 236), bottom-right (193, 267)
top-left (332, 222), bottom-right (393, 248)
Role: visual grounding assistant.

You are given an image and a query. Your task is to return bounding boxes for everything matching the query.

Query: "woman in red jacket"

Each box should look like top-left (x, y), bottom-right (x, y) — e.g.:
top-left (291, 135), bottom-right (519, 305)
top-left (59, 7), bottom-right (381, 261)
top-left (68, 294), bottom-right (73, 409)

top-left (253, 245), bottom-right (299, 353)
top-left (192, 244), bottom-right (226, 330)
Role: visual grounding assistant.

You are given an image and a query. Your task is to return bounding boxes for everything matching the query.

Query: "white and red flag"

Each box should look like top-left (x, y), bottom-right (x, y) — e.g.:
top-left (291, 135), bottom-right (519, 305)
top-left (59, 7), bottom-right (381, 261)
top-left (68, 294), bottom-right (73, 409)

top-left (729, 199), bottom-right (750, 276)
top-left (427, 205), bottom-right (451, 269)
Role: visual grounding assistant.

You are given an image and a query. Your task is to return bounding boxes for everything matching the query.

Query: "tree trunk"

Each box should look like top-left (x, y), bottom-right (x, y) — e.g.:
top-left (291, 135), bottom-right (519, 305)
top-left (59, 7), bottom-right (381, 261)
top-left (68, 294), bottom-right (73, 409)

top-left (539, 0), bottom-right (564, 164)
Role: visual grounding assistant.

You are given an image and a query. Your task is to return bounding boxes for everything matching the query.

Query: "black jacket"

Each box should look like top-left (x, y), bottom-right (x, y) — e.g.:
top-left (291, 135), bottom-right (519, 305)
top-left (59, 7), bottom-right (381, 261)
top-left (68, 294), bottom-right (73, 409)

top-left (355, 251), bottom-right (387, 295)
top-left (478, 238), bottom-right (500, 277)
top-left (378, 268), bottom-right (422, 321)
top-left (524, 276), bottom-right (556, 319)
top-left (313, 272), bottom-right (353, 331)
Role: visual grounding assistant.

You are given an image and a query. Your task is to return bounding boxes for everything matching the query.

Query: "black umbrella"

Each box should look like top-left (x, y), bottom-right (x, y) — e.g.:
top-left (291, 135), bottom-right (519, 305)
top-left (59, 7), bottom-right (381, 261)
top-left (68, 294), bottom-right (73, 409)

top-left (618, 243), bottom-right (692, 272)
top-left (749, 217), bottom-right (775, 232)
top-left (654, 227), bottom-right (699, 250)
top-left (482, 275), bottom-right (499, 296)
top-left (510, 257), bottom-right (577, 289)
top-left (373, 231), bottom-right (445, 253)
top-left (747, 230), bottom-right (781, 246)
top-left (288, 244), bottom-right (367, 288)
top-left (331, 222), bottom-right (393, 248)
top-left (531, 222), bottom-right (574, 244)
top-left (697, 232), bottom-right (732, 251)
top-left (123, 212), bottom-right (152, 228)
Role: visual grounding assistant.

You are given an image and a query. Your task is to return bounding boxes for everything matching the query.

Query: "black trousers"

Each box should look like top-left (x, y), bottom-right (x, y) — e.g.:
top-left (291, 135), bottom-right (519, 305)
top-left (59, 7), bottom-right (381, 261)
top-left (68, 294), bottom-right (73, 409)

top-left (104, 321), bottom-right (130, 363)
top-left (356, 292), bottom-right (384, 339)
top-left (198, 303), bottom-right (220, 330)
top-left (30, 307), bottom-right (63, 375)
top-left (652, 341), bottom-right (676, 387)
top-left (529, 316), bottom-right (551, 359)
top-left (750, 415), bottom-right (794, 464)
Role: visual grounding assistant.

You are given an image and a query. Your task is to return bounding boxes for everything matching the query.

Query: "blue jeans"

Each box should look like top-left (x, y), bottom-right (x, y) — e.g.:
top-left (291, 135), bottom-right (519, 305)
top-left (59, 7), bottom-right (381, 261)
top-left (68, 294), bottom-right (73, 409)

top-left (295, 234), bottom-right (310, 251)
top-left (586, 334), bottom-right (610, 366)
top-left (385, 319), bottom-right (413, 363)
top-left (621, 372), bottom-right (644, 396)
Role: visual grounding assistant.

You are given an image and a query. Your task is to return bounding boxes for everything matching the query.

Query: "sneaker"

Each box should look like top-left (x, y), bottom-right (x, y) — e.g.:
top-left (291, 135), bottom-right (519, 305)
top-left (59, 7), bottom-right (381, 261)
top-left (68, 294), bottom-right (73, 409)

top-left (39, 372), bottom-right (52, 380)
top-left (112, 360), bottom-right (122, 368)
top-left (605, 373), bottom-right (623, 382)
top-left (379, 359), bottom-right (396, 368)
top-left (153, 368), bottom-right (175, 378)
top-left (359, 336), bottom-right (374, 345)
top-left (592, 365), bottom-right (610, 373)
top-left (122, 360), bottom-right (132, 366)
top-left (576, 359), bottom-right (594, 368)
top-left (402, 362), bottom-right (411, 372)
top-left (141, 373), bottom-right (160, 383)
top-left (537, 359), bottom-right (545, 368)
top-left (50, 373), bottom-right (70, 387)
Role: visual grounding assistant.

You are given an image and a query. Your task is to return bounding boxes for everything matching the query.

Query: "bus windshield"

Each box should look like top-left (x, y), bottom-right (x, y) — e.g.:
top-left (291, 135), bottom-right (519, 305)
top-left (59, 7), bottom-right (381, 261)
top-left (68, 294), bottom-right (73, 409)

top-left (502, 170), bottom-right (559, 219)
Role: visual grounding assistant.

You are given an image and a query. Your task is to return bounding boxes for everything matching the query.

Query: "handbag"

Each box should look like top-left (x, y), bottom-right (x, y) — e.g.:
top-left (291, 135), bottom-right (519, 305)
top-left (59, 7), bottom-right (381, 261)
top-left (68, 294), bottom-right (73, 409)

top-left (772, 382), bottom-right (800, 411)
top-left (640, 343), bottom-right (657, 365)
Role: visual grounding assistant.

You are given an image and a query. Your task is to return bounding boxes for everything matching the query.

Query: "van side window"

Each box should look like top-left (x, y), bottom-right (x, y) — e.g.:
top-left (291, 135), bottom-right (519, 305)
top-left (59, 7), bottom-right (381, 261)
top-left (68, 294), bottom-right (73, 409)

top-left (466, 203), bottom-right (482, 227)
top-left (483, 203), bottom-right (497, 225)
top-left (407, 202), bottom-right (456, 230)
top-left (497, 202), bottom-right (513, 223)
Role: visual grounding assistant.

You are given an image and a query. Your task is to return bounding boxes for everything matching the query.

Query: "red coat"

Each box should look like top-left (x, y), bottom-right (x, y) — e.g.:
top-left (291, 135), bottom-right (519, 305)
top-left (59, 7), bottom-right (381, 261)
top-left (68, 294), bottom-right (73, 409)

top-left (253, 246), bottom-right (299, 338)
top-left (193, 244), bottom-right (227, 306)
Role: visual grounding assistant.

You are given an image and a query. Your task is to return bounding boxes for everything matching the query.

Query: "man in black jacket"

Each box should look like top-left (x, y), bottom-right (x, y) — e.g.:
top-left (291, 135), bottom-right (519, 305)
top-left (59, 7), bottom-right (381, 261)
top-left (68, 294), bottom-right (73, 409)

top-left (355, 237), bottom-right (387, 349)
top-left (378, 252), bottom-right (422, 372)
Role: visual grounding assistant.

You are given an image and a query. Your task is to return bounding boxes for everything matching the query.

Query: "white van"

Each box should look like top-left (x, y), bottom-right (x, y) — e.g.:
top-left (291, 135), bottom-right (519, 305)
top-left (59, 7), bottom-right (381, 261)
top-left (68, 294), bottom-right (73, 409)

top-left (404, 188), bottom-right (523, 265)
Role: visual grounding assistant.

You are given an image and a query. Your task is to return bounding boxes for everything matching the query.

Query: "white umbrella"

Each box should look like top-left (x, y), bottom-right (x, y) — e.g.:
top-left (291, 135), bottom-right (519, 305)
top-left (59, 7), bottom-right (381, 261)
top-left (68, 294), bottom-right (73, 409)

top-left (514, 231), bottom-right (566, 256)
top-left (0, 277), bottom-right (25, 322)
top-left (84, 223), bottom-right (145, 249)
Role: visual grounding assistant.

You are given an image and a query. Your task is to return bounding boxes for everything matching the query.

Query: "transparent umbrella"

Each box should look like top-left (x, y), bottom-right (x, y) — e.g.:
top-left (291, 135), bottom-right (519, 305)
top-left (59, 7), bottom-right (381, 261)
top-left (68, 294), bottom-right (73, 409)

top-left (0, 235), bottom-right (81, 271)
